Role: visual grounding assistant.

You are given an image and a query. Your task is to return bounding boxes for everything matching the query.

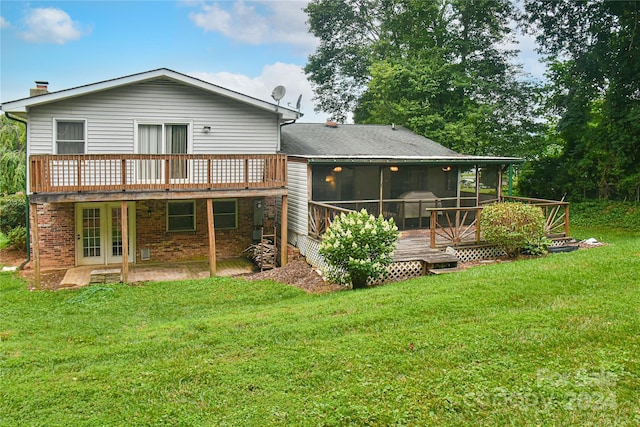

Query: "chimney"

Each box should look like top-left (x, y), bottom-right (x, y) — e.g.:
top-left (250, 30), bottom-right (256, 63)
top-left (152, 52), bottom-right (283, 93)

top-left (30, 81), bottom-right (49, 97)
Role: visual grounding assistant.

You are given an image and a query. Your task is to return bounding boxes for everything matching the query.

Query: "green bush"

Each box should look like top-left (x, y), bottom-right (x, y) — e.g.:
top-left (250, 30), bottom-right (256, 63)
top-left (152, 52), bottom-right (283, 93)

top-left (570, 201), bottom-right (640, 230)
top-left (480, 202), bottom-right (547, 258)
top-left (319, 209), bottom-right (399, 289)
top-left (6, 225), bottom-right (27, 251)
top-left (0, 194), bottom-right (26, 234)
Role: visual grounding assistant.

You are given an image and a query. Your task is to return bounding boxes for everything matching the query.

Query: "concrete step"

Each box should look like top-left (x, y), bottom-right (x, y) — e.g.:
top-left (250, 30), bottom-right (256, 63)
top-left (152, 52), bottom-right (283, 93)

top-left (428, 267), bottom-right (464, 275)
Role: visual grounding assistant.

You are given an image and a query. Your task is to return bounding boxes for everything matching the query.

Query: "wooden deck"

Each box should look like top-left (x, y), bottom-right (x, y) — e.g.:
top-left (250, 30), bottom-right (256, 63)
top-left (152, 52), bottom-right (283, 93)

top-left (393, 229), bottom-right (460, 273)
top-left (29, 153), bottom-right (287, 194)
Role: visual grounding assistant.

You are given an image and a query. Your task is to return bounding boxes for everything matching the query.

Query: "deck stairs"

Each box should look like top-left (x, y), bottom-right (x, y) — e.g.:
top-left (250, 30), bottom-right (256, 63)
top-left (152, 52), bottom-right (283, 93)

top-left (393, 230), bottom-right (462, 275)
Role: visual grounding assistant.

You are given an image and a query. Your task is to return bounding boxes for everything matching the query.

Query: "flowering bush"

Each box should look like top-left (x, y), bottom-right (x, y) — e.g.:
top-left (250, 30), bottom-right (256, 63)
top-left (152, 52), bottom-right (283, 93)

top-left (480, 202), bottom-right (547, 258)
top-left (319, 209), bottom-right (399, 289)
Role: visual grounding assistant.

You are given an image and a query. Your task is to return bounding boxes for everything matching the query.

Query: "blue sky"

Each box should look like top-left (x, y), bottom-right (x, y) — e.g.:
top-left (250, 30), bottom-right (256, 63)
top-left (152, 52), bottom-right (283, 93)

top-left (1, 0), bottom-right (544, 123)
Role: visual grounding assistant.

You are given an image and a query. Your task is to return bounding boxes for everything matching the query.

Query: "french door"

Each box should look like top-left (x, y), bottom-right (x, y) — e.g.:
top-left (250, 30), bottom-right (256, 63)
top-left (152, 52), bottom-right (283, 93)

top-left (76, 202), bottom-right (135, 266)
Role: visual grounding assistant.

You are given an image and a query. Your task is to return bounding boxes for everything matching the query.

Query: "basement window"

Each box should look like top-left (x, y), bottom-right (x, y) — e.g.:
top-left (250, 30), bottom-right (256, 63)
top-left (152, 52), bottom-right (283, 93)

top-left (213, 199), bottom-right (237, 229)
top-left (167, 200), bottom-right (196, 232)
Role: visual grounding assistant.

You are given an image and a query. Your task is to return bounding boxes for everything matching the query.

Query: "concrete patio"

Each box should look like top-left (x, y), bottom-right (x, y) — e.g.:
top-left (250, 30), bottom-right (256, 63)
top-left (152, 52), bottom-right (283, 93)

top-left (58, 258), bottom-right (257, 288)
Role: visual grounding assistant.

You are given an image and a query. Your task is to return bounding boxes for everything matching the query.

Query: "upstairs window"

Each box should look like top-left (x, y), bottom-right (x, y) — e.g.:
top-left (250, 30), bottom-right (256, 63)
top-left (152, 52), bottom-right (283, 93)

top-left (55, 120), bottom-right (86, 154)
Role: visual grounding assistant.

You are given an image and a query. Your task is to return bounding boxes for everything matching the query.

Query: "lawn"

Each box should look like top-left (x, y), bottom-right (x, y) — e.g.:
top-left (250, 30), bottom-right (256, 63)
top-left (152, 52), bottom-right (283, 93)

top-left (1, 226), bottom-right (639, 426)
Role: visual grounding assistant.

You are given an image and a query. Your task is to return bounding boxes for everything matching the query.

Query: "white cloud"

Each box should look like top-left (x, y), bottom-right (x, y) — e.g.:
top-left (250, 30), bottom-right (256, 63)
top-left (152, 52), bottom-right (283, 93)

top-left (190, 62), bottom-right (329, 123)
top-left (0, 16), bottom-right (10, 29)
top-left (189, 1), bottom-right (318, 53)
top-left (20, 7), bottom-right (85, 44)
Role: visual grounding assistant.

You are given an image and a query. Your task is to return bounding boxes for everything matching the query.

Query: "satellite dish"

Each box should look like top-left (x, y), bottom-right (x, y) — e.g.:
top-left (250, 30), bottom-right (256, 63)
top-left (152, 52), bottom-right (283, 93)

top-left (271, 85), bottom-right (286, 102)
top-left (295, 94), bottom-right (302, 111)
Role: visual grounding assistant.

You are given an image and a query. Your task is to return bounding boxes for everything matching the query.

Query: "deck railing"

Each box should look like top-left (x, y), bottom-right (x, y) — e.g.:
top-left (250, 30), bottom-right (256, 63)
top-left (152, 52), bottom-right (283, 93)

top-left (308, 201), bottom-right (353, 239)
top-left (309, 195), bottom-right (570, 247)
top-left (501, 195), bottom-right (570, 237)
top-left (29, 154), bottom-right (287, 193)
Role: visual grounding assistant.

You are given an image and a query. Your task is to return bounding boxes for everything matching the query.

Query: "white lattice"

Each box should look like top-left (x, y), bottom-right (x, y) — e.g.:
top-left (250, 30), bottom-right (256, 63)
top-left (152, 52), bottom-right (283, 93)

top-left (384, 261), bottom-right (424, 282)
top-left (296, 236), bottom-right (328, 269)
top-left (454, 245), bottom-right (506, 262)
top-left (550, 237), bottom-right (576, 247)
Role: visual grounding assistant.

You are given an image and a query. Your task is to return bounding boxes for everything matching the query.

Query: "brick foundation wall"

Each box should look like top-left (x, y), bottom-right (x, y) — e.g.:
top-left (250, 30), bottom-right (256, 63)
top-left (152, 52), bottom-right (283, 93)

top-left (30, 196), bottom-right (281, 268)
top-left (135, 197), bottom-right (277, 263)
top-left (32, 203), bottom-right (75, 268)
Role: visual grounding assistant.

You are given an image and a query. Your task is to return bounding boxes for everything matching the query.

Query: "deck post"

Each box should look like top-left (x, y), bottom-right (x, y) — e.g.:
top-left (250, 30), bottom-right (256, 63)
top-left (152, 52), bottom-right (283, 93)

top-left (379, 166), bottom-right (384, 216)
top-left (120, 158), bottom-right (127, 190)
top-left (564, 204), bottom-right (570, 237)
top-left (29, 203), bottom-right (41, 289)
top-left (430, 210), bottom-right (437, 248)
top-left (281, 195), bottom-right (288, 266)
top-left (475, 208), bottom-right (482, 244)
top-left (207, 199), bottom-right (217, 276)
top-left (120, 201), bottom-right (129, 283)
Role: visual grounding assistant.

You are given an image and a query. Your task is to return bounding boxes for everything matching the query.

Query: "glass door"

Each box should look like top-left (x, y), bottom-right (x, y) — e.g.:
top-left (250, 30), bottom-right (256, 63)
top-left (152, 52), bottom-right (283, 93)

top-left (107, 206), bottom-right (134, 264)
top-left (76, 203), bottom-right (135, 266)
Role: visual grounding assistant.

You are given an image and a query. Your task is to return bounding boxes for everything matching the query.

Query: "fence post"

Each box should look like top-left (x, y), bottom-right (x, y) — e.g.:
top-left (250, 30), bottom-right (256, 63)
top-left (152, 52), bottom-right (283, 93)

top-left (564, 204), bottom-right (570, 237)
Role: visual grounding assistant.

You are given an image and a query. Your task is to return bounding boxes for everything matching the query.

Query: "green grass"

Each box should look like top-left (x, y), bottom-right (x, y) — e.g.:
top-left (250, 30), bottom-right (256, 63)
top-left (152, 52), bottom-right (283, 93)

top-left (1, 227), bottom-right (639, 426)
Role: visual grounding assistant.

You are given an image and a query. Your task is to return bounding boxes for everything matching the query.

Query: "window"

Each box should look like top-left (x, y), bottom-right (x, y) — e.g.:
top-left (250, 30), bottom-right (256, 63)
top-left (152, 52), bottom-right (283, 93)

top-left (56, 120), bottom-right (85, 154)
top-left (214, 199), bottom-right (237, 229)
top-left (137, 122), bottom-right (189, 180)
top-left (167, 201), bottom-right (196, 232)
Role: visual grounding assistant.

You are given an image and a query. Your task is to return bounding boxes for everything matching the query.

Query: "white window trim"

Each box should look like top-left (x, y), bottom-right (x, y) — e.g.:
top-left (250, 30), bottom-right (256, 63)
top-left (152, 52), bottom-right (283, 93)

top-left (53, 118), bottom-right (88, 154)
top-left (167, 200), bottom-right (197, 232)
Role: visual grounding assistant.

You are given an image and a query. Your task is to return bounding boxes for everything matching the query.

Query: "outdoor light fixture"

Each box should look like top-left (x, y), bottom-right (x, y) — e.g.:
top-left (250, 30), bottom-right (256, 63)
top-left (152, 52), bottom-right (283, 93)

top-left (203, 126), bottom-right (211, 133)
top-left (442, 166), bottom-right (452, 172)
top-left (390, 166), bottom-right (399, 172)
top-left (333, 166), bottom-right (343, 172)
top-left (325, 175), bottom-right (335, 183)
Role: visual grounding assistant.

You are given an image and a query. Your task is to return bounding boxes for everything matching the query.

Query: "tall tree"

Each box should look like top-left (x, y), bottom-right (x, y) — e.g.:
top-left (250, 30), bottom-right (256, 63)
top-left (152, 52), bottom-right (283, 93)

top-left (523, 0), bottom-right (640, 200)
top-left (0, 114), bottom-right (26, 195)
top-left (305, 0), bottom-right (545, 157)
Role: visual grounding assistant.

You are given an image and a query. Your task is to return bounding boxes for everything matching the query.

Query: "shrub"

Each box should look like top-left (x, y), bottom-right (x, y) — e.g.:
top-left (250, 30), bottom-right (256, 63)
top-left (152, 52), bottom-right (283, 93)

top-left (0, 194), bottom-right (26, 234)
top-left (6, 225), bottom-right (27, 251)
top-left (319, 209), bottom-right (399, 289)
top-left (480, 202), bottom-right (547, 258)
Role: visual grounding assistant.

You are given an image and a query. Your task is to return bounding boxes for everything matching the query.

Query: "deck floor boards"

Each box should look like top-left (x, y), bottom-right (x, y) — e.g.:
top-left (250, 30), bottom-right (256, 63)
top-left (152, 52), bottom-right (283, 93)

top-left (392, 229), bottom-right (461, 264)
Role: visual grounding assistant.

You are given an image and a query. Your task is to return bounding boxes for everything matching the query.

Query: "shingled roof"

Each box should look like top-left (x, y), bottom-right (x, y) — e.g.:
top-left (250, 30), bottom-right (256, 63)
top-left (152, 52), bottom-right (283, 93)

top-left (280, 123), bottom-right (521, 164)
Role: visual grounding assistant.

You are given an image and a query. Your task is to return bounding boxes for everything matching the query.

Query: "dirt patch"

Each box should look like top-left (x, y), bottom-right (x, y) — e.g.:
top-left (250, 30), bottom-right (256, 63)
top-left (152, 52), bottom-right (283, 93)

top-left (244, 259), bottom-right (345, 294)
top-left (0, 247), bottom-right (26, 268)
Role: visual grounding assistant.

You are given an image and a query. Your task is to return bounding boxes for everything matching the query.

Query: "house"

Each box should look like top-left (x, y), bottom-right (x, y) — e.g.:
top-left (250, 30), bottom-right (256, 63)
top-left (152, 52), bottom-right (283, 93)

top-left (1, 68), bottom-right (301, 286)
top-left (280, 123), bottom-right (570, 265)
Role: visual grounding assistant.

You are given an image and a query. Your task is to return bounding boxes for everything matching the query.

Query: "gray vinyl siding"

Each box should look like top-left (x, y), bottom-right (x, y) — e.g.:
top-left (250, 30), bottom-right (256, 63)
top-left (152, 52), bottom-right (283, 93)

top-left (287, 160), bottom-right (309, 237)
top-left (27, 79), bottom-right (279, 155)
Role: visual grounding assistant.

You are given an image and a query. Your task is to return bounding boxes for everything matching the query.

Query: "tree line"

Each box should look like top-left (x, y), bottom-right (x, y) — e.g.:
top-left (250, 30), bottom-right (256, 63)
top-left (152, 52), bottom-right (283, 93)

top-left (304, 0), bottom-right (640, 201)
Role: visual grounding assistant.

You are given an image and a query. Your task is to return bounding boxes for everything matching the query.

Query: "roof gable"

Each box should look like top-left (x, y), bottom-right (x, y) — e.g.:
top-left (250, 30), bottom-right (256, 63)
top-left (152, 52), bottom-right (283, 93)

top-left (1, 68), bottom-right (300, 120)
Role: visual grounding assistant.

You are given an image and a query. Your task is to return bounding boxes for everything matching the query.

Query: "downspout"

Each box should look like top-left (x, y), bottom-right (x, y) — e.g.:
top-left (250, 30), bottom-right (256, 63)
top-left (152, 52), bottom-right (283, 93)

top-left (5, 112), bottom-right (30, 270)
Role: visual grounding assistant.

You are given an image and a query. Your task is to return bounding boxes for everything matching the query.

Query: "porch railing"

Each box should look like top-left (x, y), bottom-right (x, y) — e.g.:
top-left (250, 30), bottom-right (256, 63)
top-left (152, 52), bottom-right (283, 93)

top-left (501, 195), bottom-right (570, 237)
top-left (29, 154), bottom-right (287, 193)
top-left (309, 195), bottom-right (570, 247)
top-left (308, 201), bottom-right (353, 239)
